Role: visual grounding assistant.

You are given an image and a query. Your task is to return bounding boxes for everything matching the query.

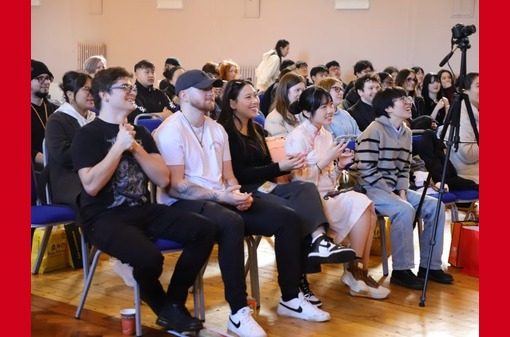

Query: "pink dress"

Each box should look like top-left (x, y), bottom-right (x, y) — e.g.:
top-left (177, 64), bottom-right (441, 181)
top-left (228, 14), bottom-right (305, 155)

top-left (285, 120), bottom-right (372, 243)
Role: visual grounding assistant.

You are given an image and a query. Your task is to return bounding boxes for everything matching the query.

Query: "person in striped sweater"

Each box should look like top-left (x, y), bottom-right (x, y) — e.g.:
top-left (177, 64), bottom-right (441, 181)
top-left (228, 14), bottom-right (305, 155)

top-left (354, 87), bottom-right (453, 290)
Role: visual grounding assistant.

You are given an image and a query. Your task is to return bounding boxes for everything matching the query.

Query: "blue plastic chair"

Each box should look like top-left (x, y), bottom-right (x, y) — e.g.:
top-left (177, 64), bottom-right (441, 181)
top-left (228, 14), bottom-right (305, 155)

top-left (31, 148), bottom-right (76, 274)
top-left (134, 113), bottom-right (164, 134)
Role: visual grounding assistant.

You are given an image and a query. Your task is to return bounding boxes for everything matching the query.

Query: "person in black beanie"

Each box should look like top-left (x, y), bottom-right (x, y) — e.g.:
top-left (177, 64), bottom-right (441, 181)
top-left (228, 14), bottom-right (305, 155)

top-left (31, 59), bottom-right (59, 171)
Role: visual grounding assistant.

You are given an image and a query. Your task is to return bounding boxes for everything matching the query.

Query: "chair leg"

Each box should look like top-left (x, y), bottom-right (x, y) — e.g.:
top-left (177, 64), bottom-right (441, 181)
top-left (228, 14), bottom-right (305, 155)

top-left (193, 261), bottom-right (207, 321)
top-left (134, 283), bottom-right (143, 337)
top-left (32, 226), bottom-right (53, 274)
top-left (80, 234), bottom-right (89, 282)
top-left (378, 217), bottom-right (389, 276)
top-left (75, 249), bottom-right (102, 319)
top-left (245, 236), bottom-right (261, 308)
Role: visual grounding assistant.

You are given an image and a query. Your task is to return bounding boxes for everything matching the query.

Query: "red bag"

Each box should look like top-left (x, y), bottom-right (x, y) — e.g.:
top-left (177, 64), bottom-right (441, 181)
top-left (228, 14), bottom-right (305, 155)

top-left (458, 226), bottom-right (479, 277)
top-left (448, 221), bottom-right (479, 277)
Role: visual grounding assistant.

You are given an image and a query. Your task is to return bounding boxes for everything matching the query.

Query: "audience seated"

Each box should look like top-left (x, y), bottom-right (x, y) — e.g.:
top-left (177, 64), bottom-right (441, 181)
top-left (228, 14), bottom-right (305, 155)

top-left (354, 87), bottom-right (453, 290)
top-left (286, 86), bottom-right (390, 300)
top-left (45, 71), bottom-right (95, 209)
top-left (264, 72), bottom-right (305, 137)
top-left (348, 73), bottom-right (381, 131)
top-left (154, 70), bottom-right (331, 337)
top-left (343, 60), bottom-right (374, 109)
top-left (395, 68), bottom-right (425, 119)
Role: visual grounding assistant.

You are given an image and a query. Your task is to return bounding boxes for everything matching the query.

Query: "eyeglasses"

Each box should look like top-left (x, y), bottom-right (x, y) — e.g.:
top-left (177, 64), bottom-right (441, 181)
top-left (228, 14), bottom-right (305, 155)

top-left (110, 83), bottom-right (137, 93)
top-left (393, 96), bottom-right (414, 104)
top-left (406, 77), bottom-right (417, 83)
top-left (35, 75), bottom-right (53, 83)
top-left (331, 86), bottom-right (344, 93)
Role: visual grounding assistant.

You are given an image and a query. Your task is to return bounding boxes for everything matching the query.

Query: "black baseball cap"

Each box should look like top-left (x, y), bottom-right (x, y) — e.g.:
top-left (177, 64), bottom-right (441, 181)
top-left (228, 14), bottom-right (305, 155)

top-left (175, 70), bottom-right (223, 94)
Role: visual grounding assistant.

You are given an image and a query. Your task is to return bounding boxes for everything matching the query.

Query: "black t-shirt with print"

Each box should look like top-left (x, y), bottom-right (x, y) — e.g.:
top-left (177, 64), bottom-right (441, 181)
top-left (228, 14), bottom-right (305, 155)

top-left (71, 118), bottom-right (159, 223)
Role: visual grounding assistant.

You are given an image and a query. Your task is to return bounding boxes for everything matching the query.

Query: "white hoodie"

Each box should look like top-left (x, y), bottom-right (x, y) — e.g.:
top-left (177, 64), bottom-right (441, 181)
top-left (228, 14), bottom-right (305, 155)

top-left (255, 49), bottom-right (280, 92)
top-left (55, 102), bottom-right (95, 127)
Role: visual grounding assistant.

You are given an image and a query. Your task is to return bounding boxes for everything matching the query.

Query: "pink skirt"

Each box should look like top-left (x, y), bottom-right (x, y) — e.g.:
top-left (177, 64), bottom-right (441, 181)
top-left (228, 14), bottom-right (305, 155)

top-left (321, 190), bottom-right (372, 243)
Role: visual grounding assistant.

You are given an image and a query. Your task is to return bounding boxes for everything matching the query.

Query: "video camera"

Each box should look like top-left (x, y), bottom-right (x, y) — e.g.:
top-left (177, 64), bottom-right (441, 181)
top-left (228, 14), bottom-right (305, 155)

top-left (452, 24), bottom-right (476, 43)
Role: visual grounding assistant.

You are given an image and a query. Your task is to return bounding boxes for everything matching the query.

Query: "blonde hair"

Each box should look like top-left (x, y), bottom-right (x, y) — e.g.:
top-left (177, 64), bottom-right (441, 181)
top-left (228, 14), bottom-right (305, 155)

top-left (83, 55), bottom-right (107, 75)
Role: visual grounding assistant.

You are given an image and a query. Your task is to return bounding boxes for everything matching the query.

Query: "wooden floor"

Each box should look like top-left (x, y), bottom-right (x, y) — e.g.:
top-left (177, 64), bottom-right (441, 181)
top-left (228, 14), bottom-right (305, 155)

top-left (31, 216), bottom-right (479, 337)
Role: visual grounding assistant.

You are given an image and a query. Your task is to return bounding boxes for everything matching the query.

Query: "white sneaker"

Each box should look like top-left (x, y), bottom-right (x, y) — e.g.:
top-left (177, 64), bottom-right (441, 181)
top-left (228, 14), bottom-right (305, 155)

top-left (341, 269), bottom-right (369, 296)
top-left (111, 258), bottom-right (136, 287)
top-left (227, 306), bottom-right (267, 337)
top-left (361, 272), bottom-right (391, 300)
top-left (277, 293), bottom-right (330, 322)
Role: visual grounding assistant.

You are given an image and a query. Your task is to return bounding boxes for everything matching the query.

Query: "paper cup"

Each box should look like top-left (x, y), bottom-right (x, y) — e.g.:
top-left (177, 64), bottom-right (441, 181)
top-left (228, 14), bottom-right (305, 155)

top-left (120, 308), bottom-right (136, 335)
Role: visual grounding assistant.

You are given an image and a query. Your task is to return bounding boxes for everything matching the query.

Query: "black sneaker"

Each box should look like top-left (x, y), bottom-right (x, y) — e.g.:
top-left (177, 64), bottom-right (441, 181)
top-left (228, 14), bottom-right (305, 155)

top-left (299, 274), bottom-right (322, 307)
top-left (390, 270), bottom-right (424, 290)
top-left (418, 267), bottom-right (454, 284)
top-left (308, 234), bottom-right (356, 264)
top-left (156, 303), bottom-right (203, 332)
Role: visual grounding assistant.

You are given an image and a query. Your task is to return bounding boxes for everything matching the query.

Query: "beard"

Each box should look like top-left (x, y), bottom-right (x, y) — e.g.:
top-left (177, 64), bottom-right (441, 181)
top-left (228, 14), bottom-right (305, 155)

top-left (34, 91), bottom-right (49, 99)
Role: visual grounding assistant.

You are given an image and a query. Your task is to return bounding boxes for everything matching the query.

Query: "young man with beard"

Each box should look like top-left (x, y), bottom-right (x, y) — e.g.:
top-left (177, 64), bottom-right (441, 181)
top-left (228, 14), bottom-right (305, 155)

top-left (71, 67), bottom-right (216, 333)
top-left (154, 70), bottom-right (331, 337)
top-left (31, 59), bottom-right (59, 170)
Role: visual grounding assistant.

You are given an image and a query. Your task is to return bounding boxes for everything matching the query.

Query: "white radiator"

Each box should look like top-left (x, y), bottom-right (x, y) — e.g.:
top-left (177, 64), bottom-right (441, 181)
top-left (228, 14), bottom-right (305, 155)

top-left (239, 65), bottom-right (256, 82)
top-left (77, 42), bottom-right (106, 69)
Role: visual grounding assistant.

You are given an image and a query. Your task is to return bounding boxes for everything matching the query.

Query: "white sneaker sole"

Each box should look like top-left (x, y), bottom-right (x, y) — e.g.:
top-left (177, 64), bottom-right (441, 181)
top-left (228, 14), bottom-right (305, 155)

top-left (276, 304), bottom-right (330, 322)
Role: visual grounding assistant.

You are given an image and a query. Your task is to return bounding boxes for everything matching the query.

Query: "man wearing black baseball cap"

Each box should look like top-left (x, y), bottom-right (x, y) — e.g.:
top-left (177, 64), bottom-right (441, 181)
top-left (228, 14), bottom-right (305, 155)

top-left (31, 59), bottom-right (58, 170)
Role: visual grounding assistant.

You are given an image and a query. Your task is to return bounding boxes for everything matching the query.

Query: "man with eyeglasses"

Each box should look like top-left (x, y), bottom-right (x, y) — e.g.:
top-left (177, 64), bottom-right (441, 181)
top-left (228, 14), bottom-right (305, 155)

top-left (71, 67), bottom-right (216, 333)
top-left (354, 87), bottom-right (453, 290)
top-left (348, 74), bottom-right (381, 131)
top-left (128, 59), bottom-right (178, 123)
top-left (31, 59), bottom-right (58, 170)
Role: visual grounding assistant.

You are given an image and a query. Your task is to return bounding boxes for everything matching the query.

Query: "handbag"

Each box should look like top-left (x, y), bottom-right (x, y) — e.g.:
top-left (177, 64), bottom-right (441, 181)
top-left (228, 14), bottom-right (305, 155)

top-left (324, 170), bottom-right (366, 200)
top-left (448, 221), bottom-right (479, 277)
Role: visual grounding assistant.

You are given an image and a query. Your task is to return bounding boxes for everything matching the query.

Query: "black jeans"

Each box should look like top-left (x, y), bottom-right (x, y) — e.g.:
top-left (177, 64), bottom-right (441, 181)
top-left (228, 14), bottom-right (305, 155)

top-left (173, 197), bottom-right (302, 308)
top-left (84, 204), bottom-right (216, 315)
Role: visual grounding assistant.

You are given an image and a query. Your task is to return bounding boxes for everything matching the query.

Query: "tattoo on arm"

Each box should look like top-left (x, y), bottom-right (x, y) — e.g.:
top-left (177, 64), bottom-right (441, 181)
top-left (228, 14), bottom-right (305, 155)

top-left (170, 180), bottom-right (220, 201)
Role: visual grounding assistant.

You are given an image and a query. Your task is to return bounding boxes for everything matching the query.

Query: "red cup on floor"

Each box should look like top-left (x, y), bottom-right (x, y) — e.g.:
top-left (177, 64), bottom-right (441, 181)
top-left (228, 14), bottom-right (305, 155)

top-left (120, 308), bottom-right (136, 335)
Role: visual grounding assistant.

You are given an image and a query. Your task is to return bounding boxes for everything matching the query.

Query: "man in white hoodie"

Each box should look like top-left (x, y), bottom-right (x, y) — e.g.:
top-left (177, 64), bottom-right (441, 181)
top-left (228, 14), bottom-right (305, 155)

top-left (255, 39), bottom-right (290, 92)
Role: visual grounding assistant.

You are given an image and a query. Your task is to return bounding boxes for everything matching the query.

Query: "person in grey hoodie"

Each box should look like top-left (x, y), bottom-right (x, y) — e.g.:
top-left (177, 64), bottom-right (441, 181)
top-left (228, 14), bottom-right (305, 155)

top-left (255, 39), bottom-right (290, 92)
top-left (45, 71), bottom-right (95, 208)
top-left (354, 87), bottom-right (453, 290)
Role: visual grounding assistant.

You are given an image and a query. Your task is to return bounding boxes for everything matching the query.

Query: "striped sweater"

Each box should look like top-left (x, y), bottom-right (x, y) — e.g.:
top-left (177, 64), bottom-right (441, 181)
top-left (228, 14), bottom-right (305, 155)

top-left (353, 116), bottom-right (412, 193)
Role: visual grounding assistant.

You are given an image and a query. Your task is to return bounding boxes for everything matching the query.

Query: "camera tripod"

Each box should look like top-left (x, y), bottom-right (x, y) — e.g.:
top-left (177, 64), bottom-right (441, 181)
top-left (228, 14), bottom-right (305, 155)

top-left (414, 27), bottom-right (479, 307)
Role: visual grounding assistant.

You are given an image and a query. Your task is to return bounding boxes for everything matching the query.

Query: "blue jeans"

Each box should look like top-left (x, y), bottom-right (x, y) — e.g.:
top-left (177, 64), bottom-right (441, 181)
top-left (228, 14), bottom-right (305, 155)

top-left (364, 189), bottom-right (446, 270)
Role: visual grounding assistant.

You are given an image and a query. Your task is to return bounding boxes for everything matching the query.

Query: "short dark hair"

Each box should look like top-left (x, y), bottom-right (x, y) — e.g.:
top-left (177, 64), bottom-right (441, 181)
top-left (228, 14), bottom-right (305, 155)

top-left (165, 57), bottom-right (181, 67)
top-left (354, 60), bottom-right (374, 75)
top-left (355, 73), bottom-right (380, 92)
top-left (289, 86), bottom-right (332, 119)
top-left (91, 67), bottom-right (131, 110)
top-left (295, 61), bottom-right (308, 69)
top-left (59, 71), bottom-right (92, 103)
top-left (462, 72), bottom-right (478, 90)
top-left (310, 65), bottom-right (328, 78)
top-left (326, 60), bottom-right (340, 69)
top-left (280, 59), bottom-right (296, 71)
top-left (202, 62), bottom-right (219, 77)
top-left (383, 66), bottom-right (399, 75)
top-left (372, 87), bottom-right (407, 118)
top-left (134, 59), bottom-right (155, 72)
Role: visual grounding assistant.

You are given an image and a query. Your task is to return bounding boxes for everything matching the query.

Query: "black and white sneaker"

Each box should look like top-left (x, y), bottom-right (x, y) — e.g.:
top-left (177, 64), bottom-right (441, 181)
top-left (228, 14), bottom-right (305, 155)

top-left (299, 274), bottom-right (322, 307)
top-left (308, 234), bottom-right (356, 264)
top-left (277, 292), bottom-right (330, 322)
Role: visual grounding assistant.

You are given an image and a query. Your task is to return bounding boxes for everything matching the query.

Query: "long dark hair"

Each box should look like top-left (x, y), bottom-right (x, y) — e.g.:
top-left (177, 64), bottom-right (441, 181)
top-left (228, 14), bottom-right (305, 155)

top-left (217, 80), bottom-right (267, 156)
top-left (275, 39), bottom-right (289, 59)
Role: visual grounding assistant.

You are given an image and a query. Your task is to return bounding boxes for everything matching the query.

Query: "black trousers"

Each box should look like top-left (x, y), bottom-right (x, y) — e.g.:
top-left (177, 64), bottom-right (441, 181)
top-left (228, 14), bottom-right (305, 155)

top-left (173, 197), bottom-right (302, 308)
top-left (83, 204), bottom-right (216, 315)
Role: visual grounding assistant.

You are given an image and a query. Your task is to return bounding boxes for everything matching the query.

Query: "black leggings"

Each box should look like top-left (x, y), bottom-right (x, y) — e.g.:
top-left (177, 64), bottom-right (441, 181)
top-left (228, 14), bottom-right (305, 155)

top-left (173, 197), bottom-right (303, 307)
top-left (84, 204), bottom-right (216, 315)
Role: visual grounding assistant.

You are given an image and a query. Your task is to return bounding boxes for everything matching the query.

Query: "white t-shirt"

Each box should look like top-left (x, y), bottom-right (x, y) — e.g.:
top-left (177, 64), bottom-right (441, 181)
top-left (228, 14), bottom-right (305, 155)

top-left (153, 111), bottom-right (231, 205)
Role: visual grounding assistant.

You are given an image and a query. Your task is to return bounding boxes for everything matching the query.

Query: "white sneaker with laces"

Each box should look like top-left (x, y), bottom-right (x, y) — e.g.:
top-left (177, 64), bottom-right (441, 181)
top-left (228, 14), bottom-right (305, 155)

top-left (227, 306), bottom-right (267, 337)
top-left (277, 293), bottom-right (330, 322)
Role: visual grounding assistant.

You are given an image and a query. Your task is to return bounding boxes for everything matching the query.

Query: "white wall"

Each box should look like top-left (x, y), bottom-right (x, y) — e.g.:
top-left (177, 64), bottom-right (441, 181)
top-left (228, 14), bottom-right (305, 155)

top-left (32, 0), bottom-right (478, 95)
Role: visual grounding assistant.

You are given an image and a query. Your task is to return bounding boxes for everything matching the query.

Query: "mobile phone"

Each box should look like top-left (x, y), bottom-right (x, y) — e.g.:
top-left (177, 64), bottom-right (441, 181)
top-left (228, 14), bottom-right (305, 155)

top-left (257, 181), bottom-right (277, 194)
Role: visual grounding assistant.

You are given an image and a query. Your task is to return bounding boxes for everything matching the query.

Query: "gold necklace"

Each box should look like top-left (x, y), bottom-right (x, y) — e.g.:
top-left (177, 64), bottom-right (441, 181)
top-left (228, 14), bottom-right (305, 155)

top-left (31, 101), bottom-right (48, 130)
top-left (182, 113), bottom-right (205, 148)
